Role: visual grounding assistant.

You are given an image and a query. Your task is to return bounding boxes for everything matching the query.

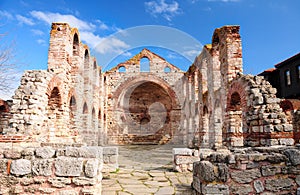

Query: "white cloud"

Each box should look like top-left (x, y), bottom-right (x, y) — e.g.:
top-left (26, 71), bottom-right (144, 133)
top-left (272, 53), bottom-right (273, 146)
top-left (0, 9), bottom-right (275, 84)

top-left (121, 51), bottom-right (132, 57)
top-left (31, 29), bottom-right (44, 36)
top-left (80, 31), bottom-right (102, 48)
top-left (0, 10), bottom-right (13, 20)
top-left (37, 39), bottom-right (46, 45)
top-left (30, 11), bottom-right (95, 31)
top-left (16, 14), bottom-right (35, 26)
top-left (183, 49), bottom-right (199, 57)
top-left (96, 19), bottom-right (109, 30)
top-left (145, 0), bottom-right (181, 21)
top-left (167, 52), bottom-right (182, 59)
top-left (94, 36), bottom-right (130, 55)
top-left (28, 11), bottom-right (130, 59)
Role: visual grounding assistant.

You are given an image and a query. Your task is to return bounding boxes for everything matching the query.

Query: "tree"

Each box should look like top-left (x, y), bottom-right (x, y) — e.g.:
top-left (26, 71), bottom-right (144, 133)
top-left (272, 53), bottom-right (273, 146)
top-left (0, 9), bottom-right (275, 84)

top-left (0, 33), bottom-right (19, 96)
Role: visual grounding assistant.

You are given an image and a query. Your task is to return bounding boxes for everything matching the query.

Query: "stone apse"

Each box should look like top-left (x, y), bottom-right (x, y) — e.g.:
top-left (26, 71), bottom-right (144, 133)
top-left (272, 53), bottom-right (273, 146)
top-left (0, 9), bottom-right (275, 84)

top-left (0, 22), bottom-right (298, 148)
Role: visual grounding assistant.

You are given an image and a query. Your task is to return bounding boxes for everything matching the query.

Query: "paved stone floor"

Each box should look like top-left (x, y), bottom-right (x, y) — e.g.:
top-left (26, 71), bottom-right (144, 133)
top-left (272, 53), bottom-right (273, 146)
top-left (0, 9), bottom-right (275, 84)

top-left (102, 144), bottom-right (194, 195)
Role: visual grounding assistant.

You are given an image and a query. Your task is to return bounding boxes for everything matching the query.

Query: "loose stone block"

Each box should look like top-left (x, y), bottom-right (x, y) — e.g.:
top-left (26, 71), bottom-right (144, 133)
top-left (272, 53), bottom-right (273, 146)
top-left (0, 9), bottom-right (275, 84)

top-left (230, 168), bottom-right (261, 184)
top-left (55, 157), bottom-right (83, 176)
top-left (0, 159), bottom-right (8, 174)
top-left (261, 165), bottom-right (280, 176)
top-left (279, 138), bottom-right (295, 146)
top-left (38, 187), bottom-right (56, 194)
top-left (66, 147), bottom-right (103, 159)
top-left (59, 190), bottom-right (78, 195)
top-left (201, 184), bottom-right (229, 195)
top-left (85, 159), bottom-right (99, 178)
top-left (48, 177), bottom-right (71, 188)
top-left (296, 175), bottom-right (300, 186)
top-left (254, 180), bottom-right (264, 193)
top-left (72, 177), bottom-right (97, 186)
top-left (3, 149), bottom-right (22, 159)
top-left (194, 161), bottom-right (215, 182)
top-left (230, 184), bottom-right (253, 194)
top-left (103, 146), bottom-right (118, 155)
top-left (20, 177), bottom-right (34, 186)
top-left (265, 178), bottom-right (295, 192)
top-left (35, 147), bottom-right (56, 159)
top-left (175, 156), bottom-right (199, 165)
top-left (10, 159), bottom-right (31, 176)
top-left (32, 159), bottom-right (53, 176)
top-left (217, 163), bottom-right (229, 182)
top-left (284, 149), bottom-right (300, 165)
top-left (173, 148), bottom-right (193, 156)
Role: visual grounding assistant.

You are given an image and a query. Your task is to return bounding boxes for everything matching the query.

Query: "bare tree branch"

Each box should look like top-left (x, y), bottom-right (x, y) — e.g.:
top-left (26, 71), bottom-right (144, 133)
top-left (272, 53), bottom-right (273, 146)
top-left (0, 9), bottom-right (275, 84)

top-left (0, 33), bottom-right (19, 95)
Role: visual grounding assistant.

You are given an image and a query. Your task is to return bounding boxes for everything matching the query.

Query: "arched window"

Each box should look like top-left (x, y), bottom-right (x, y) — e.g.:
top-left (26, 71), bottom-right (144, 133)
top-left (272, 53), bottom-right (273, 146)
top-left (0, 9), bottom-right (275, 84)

top-left (140, 57), bottom-right (150, 72)
top-left (47, 87), bottom-right (62, 138)
top-left (84, 50), bottom-right (89, 69)
top-left (92, 107), bottom-right (96, 130)
top-left (73, 33), bottom-right (79, 56)
top-left (83, 102), bottom-right (88, 114)
top-left (69, 96), bottom-right (76, 112)
top-left (98, 110), bottom-right (101, 119)
top-left (48, 87), bottom-right (61, 109)
top-left (230, 92), bottom-right (241, 110)
top-left (93, 61), bottom-right (97, 70)
top-left (164, 66), bottom-right (171, 73)
top-left (285, 70), bottom-right (291, 86)
top-left (118, 66), bottom-right (126, 73)
top-left (297, 66), bottom-right (300, 81)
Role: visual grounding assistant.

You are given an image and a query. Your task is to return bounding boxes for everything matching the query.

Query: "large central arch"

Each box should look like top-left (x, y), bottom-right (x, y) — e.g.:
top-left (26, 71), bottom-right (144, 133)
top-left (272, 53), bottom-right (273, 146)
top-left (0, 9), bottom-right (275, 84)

top-left (111, 75), bottom-right (181, 144)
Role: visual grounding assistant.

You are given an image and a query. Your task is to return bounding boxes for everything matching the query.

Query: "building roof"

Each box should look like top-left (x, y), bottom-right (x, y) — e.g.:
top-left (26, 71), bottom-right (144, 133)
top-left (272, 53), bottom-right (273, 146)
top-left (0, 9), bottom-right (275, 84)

top-left (258, 68), bottom-right (277, 76)
top-left (275, 52), bottom-right (300, 68)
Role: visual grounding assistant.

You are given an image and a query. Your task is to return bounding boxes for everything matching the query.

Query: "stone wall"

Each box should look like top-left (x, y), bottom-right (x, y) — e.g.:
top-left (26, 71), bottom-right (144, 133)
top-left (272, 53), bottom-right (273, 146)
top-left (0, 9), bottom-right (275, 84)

top-left (102, 146), bottom-right (119, 172)
top-left (173, 148), bottom-right (200, 172)
top-left (104, 48), bottom-right (185, 145)
top-left (192, 146), bottom-right (300, 194)
top-left (0, 99), bottom-right (11, 134)
top-left (1, 22), bottom-right (299, 148)
top-left (1, 23), bottom-right (102, 146)
top-left (226, 74), bottom-right (293, 147)
top-left (0, 145), bottom-right (103, 195)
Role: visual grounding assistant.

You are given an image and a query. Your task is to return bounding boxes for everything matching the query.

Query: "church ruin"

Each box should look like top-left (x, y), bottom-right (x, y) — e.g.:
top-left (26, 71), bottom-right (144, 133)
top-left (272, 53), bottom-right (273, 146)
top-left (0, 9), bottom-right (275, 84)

top-left (0, 23), bottom-right (297, 147)
top-left (0, 23), bottom-right (299, 194)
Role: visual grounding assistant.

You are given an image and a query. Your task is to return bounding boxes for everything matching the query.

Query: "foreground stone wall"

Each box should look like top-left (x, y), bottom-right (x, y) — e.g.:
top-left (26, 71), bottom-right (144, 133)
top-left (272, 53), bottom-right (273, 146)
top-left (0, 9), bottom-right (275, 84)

top-left (193, 146), bottom-right (300, 194)
top-left (0, 146), bottom-right (103, 195)
top-left (172, 148), bottom-right (200, 172)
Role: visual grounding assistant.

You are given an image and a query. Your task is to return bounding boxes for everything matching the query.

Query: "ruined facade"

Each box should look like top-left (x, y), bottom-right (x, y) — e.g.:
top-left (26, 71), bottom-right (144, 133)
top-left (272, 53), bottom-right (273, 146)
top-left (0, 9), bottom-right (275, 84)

top-left (0, 23), bottom-right (298, 149)
top-left (0, 22), bottom-right (299, 194)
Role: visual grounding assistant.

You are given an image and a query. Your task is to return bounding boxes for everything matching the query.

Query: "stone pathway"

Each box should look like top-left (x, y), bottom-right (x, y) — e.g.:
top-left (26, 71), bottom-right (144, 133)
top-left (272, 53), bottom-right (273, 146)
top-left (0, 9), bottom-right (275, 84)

top-left (102, 144), bottom-right (193, 195)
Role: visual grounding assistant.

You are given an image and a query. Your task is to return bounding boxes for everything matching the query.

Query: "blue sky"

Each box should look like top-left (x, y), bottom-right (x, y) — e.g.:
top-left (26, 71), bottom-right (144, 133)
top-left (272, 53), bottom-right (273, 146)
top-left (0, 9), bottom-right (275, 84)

top-left (0, 0), bottom-right (299, 97)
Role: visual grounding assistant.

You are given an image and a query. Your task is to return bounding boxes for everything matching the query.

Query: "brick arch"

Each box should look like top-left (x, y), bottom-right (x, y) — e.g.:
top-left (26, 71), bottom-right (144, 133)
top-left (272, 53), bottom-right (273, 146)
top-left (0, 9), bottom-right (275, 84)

top-left (212, 28), bottom-right (220, 46)
top-left (225, 78), bottom-right (251, 147)
top-left (227, 81), bottom-right (249, 112)
top-left (71, 28), bottom-right (80, 41)
top-left (71, 28), bottom-right (80, 56)
top-left (46, 76), bottom-right (62, 97)
top-left (0, 99), bottom-right (9, 112)
top-left (114, 75), bottom-right (180, 109)
top-left (112, 75), bottom-right (181, 144)
top-left (83, 102), bottom-right (88, 114)
top-left (67, 88), bottom-right (77, 107)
